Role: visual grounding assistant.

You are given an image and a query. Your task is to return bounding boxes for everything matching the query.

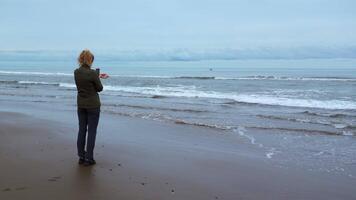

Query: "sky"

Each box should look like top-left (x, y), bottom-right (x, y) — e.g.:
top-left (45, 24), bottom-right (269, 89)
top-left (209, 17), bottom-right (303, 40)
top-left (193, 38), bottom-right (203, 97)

top-left (0, 0), bottom-right (356, 59)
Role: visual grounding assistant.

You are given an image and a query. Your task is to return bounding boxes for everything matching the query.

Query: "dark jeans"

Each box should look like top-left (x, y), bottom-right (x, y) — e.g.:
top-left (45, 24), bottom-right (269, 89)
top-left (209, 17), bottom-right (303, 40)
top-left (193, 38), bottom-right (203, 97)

top-left (77, 107), bottom-right (100, 160)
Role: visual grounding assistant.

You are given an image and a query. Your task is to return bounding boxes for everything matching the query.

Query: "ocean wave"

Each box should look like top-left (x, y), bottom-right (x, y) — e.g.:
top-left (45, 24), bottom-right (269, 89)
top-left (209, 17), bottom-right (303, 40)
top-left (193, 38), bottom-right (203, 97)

top-left (55, 83), bottom-right (356, 110)
top-left (18, 81), bottom-right (60, 86)
top-left (0, 80), bottom-right (75, 90)
top-left (257, 114), bottom-right (322, 124)
top-left (103, 109), bottom-right (232, 130)
top-left (0, 80), bottom-right (61, 86)
top-left (217, 76), bottom-right (356, 82)
top-left (173, 119), bottom-right (233, 130)
top-left (111, 75), bottom-right (356, 81)
top-left (103, 103), bottom-right (209, 113)
top-left (151, 95), bottom-right (166, 99)
top-left (0, 70), bottom-right (72, 76)
top-left (217, 96), bottom-right (356, 110)
top-left (174, 76), bottom-right (215, 80)
top-left (256, 114), bottom-right (356, 130)
top-left (106, 75), bottom-right (356, 82)
top-left (301, 111), bottom-right (356, 118)
top-left (58, 83), bottom-right (76, 88)
top-left (103, 108), bottom-right (355, 136)
top-left (109, 75), bottom-right (172, 79)
top-left (2, 79), bottom-right (355, 110)
top-left (246, 126), bottom-right (344, 136)
top-left (102, 92), bottom-right (166, 99)
top-left (0, 80), bottom-right (19, 84)
top-left (342, 131), bottom-right (355, 136)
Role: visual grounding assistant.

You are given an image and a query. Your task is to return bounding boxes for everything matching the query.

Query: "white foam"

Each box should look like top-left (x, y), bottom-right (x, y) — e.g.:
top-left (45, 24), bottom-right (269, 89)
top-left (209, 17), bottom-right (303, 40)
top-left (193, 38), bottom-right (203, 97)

top-left (235, 127), bottom-right (279, 159)
top-left (333, 124), bottom-right (348, 129)
top-left (266, 152), bottom-right (275, 159)
top-left (0, 70), bottom-right (72, 76)
top-left (266, 148), bottom-right (278, 159)
top-left (59, 83), bottom-right (76, 88)
top-left (109, 74), bottom-right (173, 79)
top-left (237, 127), bottom-right (256, 145)
top-left (342, 131), bottom-right (354, 136)
top-left (18, 81), bottom-right (58, 85)
top-left (235, 127), bottom-right (264, 148)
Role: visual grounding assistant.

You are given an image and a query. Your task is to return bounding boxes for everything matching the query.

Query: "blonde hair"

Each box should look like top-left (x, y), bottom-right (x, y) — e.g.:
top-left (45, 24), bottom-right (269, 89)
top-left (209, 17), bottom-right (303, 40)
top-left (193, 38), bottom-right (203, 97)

top-left (78, 49), bottom-right (94, 67)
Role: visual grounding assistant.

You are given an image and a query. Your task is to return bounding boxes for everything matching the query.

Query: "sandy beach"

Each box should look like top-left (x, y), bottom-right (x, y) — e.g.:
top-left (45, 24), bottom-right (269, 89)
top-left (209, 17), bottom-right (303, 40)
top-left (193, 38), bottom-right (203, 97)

top-left (0, 101), bottom-right (355, 200)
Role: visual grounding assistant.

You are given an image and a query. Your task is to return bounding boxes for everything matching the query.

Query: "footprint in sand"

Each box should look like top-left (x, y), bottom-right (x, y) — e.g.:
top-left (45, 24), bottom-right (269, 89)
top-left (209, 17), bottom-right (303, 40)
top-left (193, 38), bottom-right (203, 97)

top-left (2, 187), bottom-right (27, 192)
top-left (48, 176), bottom-right (61, 182)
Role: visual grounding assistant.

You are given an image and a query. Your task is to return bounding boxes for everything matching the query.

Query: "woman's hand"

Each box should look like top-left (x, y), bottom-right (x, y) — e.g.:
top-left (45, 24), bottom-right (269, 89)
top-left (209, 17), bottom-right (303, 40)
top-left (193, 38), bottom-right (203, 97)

top-left (99, 73), bottom-right (109, 79)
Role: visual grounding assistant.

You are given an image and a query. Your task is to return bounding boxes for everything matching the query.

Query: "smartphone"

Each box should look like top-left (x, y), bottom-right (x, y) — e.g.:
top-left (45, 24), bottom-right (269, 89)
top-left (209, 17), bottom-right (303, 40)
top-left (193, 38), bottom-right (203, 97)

top-left (95, 68), bottom-right (100, 76)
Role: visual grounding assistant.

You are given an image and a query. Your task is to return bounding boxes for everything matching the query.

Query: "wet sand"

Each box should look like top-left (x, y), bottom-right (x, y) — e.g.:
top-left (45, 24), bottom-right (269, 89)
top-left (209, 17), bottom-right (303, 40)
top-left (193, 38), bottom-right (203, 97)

top-left (0, 108), bottom-right (355, 200)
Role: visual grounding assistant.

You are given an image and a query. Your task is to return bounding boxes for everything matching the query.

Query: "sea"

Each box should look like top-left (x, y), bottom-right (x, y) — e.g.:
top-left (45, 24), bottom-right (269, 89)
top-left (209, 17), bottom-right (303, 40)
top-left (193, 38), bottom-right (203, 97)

top-left (0, 58), bottom-right (355, 176)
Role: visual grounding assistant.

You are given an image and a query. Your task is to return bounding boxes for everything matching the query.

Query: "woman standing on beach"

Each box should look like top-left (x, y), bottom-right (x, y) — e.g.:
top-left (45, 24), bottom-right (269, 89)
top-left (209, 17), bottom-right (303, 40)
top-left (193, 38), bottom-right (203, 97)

top-left (74, 50), bottom-right (107, 166)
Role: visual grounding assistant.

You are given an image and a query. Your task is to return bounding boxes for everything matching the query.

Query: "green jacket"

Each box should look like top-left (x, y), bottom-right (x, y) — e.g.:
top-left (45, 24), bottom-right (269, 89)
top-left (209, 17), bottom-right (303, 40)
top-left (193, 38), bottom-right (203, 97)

top-left (74, 65), bottom-right (103, 108)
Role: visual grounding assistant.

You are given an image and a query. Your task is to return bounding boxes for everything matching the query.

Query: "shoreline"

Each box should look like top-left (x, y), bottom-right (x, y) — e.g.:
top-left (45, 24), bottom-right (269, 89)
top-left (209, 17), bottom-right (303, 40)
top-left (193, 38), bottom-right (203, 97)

top-left (0, 104), bottom-right (356, 199)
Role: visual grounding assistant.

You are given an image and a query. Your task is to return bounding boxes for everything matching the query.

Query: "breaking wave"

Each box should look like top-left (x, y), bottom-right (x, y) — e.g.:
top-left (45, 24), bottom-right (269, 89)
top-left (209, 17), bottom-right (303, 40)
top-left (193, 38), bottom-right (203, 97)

top-left (3, 80), bottom-right (355, 110)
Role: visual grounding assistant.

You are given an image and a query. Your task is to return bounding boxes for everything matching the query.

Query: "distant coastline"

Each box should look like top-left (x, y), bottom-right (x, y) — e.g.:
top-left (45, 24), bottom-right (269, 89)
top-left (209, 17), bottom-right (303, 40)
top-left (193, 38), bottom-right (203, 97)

top-left (1, 46), bottom-right (356, 62)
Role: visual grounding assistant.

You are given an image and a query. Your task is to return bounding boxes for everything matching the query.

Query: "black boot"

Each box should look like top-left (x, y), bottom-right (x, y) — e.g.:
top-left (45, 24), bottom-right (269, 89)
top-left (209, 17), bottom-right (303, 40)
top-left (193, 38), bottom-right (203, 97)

top-left (84, 159), bottom-right (96, 166)
top-left (78, 157), bottom-right (85, 165)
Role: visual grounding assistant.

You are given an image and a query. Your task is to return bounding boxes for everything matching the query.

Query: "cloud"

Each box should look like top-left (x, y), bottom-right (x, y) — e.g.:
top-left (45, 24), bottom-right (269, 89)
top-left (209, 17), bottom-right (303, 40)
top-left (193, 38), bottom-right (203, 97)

top-left (0, 0), bottom-right (356, 50)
